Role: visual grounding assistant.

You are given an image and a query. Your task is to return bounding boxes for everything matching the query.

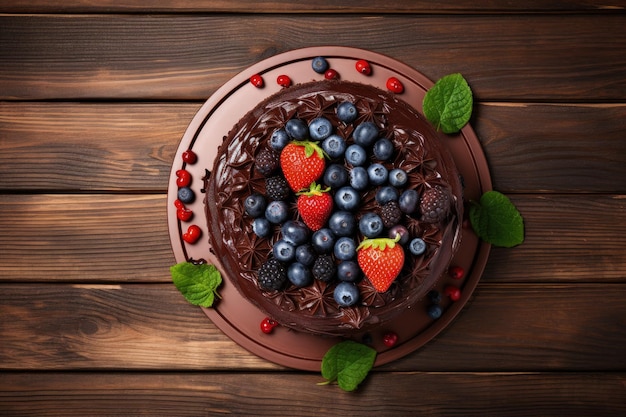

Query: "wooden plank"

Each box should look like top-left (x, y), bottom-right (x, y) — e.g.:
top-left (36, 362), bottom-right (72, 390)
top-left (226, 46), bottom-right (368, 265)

top-left (2, 102), bottom-right (625, 193)
top-left (1, 14), bottom-right (625, 101)
top-left (0, 372), bottom-right (624, 417)
top-left (0, 194), bottom-right (624, 283)
top-left (0, 283), bottom-right (624, 371)
top-left (3, 0), bottom-right (625, 14)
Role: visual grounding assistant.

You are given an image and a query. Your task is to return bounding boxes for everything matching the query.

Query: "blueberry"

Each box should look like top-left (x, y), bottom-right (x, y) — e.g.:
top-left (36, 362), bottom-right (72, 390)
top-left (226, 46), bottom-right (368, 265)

top-left (285, 119), bottom-right (309, 140)
top-left (353, 121), bottom-right (379, 147)
top-left (389, 168), bottom-right (408, 187)
top-left (265, 200), bottom-right (288, 224)
top-left (427, 304), bottom-right (443, 319)
top-left (388, 224), bottom-right (409, 245)
top-left (428, 290), bottom-right (442, 304)
top-left (311, 56), bottom-right (329, 74)
top-left (309, 117), bottom-right (333, 141)
top-left (334, 186), bottom-right (361, 211)
top-left (367, 163), bottom-right (388, 186)
top-left (359, 212), bottom-right (383, 238)
top-left (270, 128), bottom-right (290, 151)
top-left (244, 193), bottom-right (266, 218)
top-left (323, 163), bottom-right (348, 188)
top-left (334, 282), bottom-right (360, 307)
top-left (288, 262), bottom-right (313, 287)
top-left (281, 220), bottom-right (310, 246)
top-left (334, 237), bottom-right (357, 260)
top-left (295, 244), bottom-right (317, 267)
top-left (252, 217), bottom-right (271, 238)
top-left (328, 211), bottom-right (356, 237)
top-left (373, 138), bottom-right (394, 161)
top-left (177, 186), bottom-right (195, 204)
top-left (311, 228), bottom-right (336, 254)
top-left (398, 189), bottom-right (419, 214)
top-left (273, 239), bottom-right (296, 262)
top-left (409, 237), bottom-right (427, 256)
top-left (349, 166), bottom-right (369, 190)
top-left (345, 144), bottom-right (367, 166)
top-left (337, 260), bottom-right (361, 282)
top-left (321, 134), bottom-right (347, 159)
top-left (336, 101), bottom-right (358, 124)
top-left (375, 186), bottom-right (399, 205)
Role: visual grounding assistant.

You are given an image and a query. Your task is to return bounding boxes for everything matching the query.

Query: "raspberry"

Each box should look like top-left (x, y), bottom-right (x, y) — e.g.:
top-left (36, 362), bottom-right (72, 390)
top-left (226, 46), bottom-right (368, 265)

top-left (258, 258), bottom-right (287, 291)
top-left (255, 147), bottom-right (280, 176)
top-left (312, 255), bottom-right (336, 282)
top-left (265, 176), bottom-right (291, 201)
top-left (380, 201), bottom-right (402, 228)
top-left (420, 185), bottom-right (451, 223)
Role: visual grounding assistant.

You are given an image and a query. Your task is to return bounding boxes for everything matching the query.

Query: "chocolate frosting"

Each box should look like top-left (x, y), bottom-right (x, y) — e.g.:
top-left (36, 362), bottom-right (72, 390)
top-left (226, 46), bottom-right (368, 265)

top-left (205, 80), bottom-right (463, 336)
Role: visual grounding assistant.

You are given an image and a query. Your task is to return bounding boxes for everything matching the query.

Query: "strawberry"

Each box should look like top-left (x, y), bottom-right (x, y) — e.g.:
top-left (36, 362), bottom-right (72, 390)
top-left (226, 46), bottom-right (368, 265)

top-left (357, 235), bottom-right (405, 293)
top-left (297, 182), bottom-right (333, 231)
top-left (280, 141), bottom-right (326, 192)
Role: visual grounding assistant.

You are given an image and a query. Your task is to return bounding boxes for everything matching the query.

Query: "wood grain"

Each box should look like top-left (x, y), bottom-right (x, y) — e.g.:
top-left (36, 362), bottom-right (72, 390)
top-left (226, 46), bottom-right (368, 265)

top-left (0, 194), bottom-right (624, 283)
top-left (1, 283), bottom-right (624, 371)
top-left (2, 102), bottom-right (625, 193)
top-left (0, 372), bottom-right (624, 416)
top-left (1, 15), bottom-right (625, 101)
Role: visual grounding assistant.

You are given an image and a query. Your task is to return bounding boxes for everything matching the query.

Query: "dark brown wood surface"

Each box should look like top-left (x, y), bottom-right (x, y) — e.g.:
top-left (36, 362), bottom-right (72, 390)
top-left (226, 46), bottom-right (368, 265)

top-left (1, 2), bottom-right (625, 416)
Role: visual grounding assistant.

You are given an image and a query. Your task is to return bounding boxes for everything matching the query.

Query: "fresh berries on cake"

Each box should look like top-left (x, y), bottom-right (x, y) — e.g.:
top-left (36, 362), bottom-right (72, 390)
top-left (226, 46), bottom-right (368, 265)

top-left (357, 235), bottom-right (405, 293)
top-left (297, 182), bottom-right (333, 231)
top-left (280, 141), bottom-right (326, 192)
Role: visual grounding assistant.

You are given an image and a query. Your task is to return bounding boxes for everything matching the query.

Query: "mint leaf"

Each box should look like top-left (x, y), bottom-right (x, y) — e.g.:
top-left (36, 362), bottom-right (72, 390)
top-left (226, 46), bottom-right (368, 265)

top-left (423, 73), bottom-right (473, 134)
top-left (170, 262), bottom-right (222, 307)
top-left (469, 191), bottom-right (524, 248)
top-left (319, 340), bottom-right (376, 392)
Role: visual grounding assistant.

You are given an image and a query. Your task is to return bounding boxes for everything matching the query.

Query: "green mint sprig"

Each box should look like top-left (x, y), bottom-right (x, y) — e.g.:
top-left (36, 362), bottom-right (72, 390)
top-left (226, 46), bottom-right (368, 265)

top-left (170, 261), bottom-right (222, 307)
top-left (469, 191), bottom-right (524, 248)
top-left (318, 340), bottom-right (377, 392)
top-left (423, 73), bottom-right (473, 134)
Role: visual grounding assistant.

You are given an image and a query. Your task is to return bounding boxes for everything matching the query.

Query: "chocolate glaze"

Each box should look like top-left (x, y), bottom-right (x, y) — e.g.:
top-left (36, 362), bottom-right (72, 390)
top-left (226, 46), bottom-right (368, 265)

top-left (205, 80), bottom-right (463, 336)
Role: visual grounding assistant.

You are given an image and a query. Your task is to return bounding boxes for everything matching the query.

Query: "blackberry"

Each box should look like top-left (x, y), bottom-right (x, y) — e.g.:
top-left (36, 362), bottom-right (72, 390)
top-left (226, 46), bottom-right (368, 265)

top-left (312, 254), bottom-right (336, 282)
top-left (258, 258), bottom-right (287, 291)
top-left (255, 147), bottom-right (280, 176)
top-left (265, 175), bottom-right (291, 201)
top-left (420, 185), bottom-right (451, 223)
top-left (380, 201), bottom-right (402, 228)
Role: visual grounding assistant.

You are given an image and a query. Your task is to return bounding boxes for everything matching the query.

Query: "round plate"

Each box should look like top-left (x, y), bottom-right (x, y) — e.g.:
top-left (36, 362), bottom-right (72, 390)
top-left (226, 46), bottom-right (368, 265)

top-left (168, 46), bottom-right (491, 371)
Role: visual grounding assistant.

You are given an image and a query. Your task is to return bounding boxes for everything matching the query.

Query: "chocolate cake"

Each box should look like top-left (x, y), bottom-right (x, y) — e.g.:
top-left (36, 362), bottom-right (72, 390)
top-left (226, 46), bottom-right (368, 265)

top-left (204, 78), bottom-right (463, 336)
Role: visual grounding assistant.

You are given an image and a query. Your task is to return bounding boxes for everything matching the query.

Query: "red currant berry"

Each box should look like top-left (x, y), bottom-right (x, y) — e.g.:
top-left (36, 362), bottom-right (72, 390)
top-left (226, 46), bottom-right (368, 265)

top-left (449, 265), bottom-right (465, 280)
top-left (174, 199), bottom-right (185, 209)
top-left (260, 317), bottom-right (278, 334)
top-left (175, 169), bottom-right (192, 188)
top-left (250, 74), bottom-right (264, 88)
top-left (355, 59), bottom-right (372, 75)
top-left (324, 69), bottom-right (339, 80)
top-left (386, 77), bottom-right (404, 94)
top-left (277, 74), bottom-right (291, 88)
top-left (182, 225), bottom-right (202, 244)
top-left (382, 331), bottom-right (398, 347)
top-left (176, 207), bottom-right (193, 222)
top-left (444, 285), bottom-right (462, 301)
top-left (182, 149), bottom-right (197, 164)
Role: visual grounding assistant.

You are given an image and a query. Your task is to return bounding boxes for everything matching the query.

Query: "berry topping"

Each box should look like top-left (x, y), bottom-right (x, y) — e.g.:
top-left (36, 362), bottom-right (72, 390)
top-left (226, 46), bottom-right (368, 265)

top-left (182, 149), bottom-right (197, 164)
top-left (177, 186), bottom-right (195, 204)
top-left (355, 59), bottom-right (372, 75)
top-left (409, 237), bottom-right (427, 256)
top-left (273, 239), bottom-right (296, 263)
top-left (255, 147), bottom-right (280, 176)
top-left (336, 102), bottom-right (358, 124)
top-left (359, 212), bottom-right (384, 238)
top-left (380, 201), bottom-right (402, 229)
top-left (311, 228), bottom-right (335, 254)
top-left (357, 235), bottom-right (404, 293)
top-left (182, 225), bottom-right (202, 244)
top-left (285, 119), bottom-right (309, 140)
top-left (309, 117), bottom-right (333, 141)
top-left (297, 182), bottom-right (333, 231)
top-left (449, 265), bottom-right (465, 280)
top-left (324, 69), bottom-right (339, 80)
top-left (176, 206), bottom-right (193, 222)
top-left (337, 260), bottom-right (361, 282)
top-left (287, 262), bottom-right (313, 287)
top-left (265, 175), bottom-right (291, 201)
top-left (328, 211), bottom-right (356, 237)
top-left (264, 200), bottom-right (289, 224)
top-left (382, 331), bottom-right (398, 347)
top-left (250, 74), bottom-right (264, 88)
top-left (334, 186), bottom-right (360, 211)
top-left (173, 199), bottom-right (185, 209)
top-left (420, 185), bottom-right (451, 223)
top-left (252, 217), bottom-right (271, 238)
top-left (280, 141), bottom-right (326, 192)
top-left (281, 220), bottom-right (310, 246)
top-left (444, 285), bottom-right (462, 301)
top-left (334, 282), bottom-right (360, 307)
top-left (277, 74), bottom-right (291, 88)
top-left (386, 77), bottom-right (404, 93)
top-left (270, 128), bottom-right (290, 151)
top-left (311, 56), bottom-right (329, 74)
top-left (312, 254), bottom-right (336, 282)
top-left (244, 193), bottom-right (266, 218)
top-left (426, 304), bottom-right (443, 319)
top-left (258, 258), bottom-right (288, 291)
top-left (260, 317), bottom-right (278, 334)
top-left (176, 169), bottom-right (192, 188)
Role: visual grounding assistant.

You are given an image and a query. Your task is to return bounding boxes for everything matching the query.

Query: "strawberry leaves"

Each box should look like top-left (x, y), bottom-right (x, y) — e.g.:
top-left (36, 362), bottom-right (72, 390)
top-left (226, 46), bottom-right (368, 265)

top-left (319, 340), bottom-right (377, 392)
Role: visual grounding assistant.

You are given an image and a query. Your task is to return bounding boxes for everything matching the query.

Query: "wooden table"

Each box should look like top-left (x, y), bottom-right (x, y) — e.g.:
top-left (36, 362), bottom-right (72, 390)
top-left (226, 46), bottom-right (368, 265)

top-left (1, 2), bottom-right (625, 415)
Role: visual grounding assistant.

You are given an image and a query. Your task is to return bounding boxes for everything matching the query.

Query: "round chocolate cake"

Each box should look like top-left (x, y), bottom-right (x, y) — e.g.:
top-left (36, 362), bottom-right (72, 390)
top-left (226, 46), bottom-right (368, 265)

top-left (204, 79), bottom-right (463, 336)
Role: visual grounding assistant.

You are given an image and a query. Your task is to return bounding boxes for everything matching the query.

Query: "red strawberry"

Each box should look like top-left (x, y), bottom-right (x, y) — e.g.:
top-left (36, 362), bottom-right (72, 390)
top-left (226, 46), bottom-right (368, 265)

top-left (280, 141), bottom-right (326, 192)
top-left (357, 235), bottom-right (405, 293)
top-left (297, 182), bottom-right (333, 231)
